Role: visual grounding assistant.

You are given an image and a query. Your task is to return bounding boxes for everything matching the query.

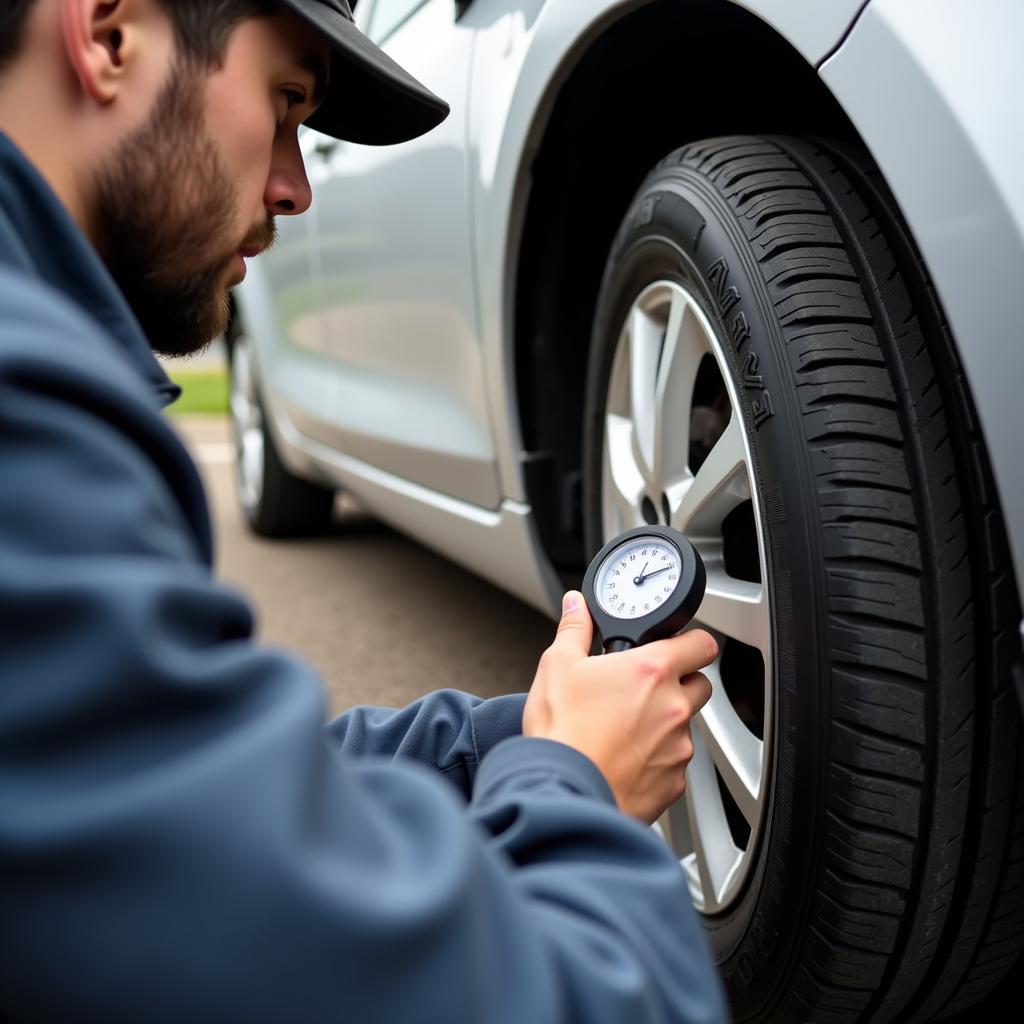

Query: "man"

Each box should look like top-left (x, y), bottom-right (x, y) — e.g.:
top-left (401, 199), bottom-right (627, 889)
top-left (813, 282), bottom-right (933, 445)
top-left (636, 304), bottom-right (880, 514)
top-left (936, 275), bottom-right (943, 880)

top-left (0, 1), bottom-right (727, 1020)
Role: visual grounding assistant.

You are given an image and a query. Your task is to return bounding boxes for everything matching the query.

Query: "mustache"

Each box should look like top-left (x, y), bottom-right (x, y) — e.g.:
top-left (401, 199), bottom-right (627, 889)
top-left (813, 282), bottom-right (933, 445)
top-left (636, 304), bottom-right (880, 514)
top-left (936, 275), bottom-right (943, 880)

top-left (239, 216), bottom-right (278, 257)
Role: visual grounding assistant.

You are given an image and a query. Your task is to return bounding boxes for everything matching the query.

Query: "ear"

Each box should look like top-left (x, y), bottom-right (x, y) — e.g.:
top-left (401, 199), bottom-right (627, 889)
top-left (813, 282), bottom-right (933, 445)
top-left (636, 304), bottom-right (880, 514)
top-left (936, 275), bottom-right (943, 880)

top-left (60, 0), bottom-right (135, 104)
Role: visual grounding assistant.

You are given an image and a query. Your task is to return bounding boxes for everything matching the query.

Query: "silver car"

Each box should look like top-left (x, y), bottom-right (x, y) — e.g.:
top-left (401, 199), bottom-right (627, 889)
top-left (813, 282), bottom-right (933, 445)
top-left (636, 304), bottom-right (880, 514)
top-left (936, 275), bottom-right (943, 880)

top-left (229, 1), bottom-right (1024, 1020)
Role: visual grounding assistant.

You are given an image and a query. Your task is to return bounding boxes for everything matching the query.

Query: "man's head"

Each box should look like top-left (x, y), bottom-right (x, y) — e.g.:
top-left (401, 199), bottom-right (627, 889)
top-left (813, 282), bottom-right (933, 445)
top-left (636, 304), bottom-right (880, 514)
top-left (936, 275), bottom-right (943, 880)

top-left (0, 0), bottom-right (335, 356)
top-left (90, 6), bottom-right (296, 357)
top-left (2, 1), bottom-right (448, 361)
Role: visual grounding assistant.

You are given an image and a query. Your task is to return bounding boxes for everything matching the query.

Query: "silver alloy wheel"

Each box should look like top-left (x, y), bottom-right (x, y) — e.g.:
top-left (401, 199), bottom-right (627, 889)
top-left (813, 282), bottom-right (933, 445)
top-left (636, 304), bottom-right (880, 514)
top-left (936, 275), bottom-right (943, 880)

top-left (602, 281), bottom-right (774, 914)
top-left (230, 335), bottom-right (265, 514)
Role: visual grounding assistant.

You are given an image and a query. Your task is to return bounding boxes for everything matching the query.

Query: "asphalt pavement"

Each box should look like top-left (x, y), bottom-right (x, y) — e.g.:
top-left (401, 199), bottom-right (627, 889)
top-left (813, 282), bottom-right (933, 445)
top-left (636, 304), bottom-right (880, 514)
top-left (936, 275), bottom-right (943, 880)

top-left (173, 415), bottom-right (552, 715)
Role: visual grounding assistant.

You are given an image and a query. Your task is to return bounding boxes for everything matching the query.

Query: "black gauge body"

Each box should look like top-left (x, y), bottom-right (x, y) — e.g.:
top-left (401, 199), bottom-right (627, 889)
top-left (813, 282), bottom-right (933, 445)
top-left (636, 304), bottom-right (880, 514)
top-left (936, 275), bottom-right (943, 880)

top-left (581, 525), bottom-right (706, 653)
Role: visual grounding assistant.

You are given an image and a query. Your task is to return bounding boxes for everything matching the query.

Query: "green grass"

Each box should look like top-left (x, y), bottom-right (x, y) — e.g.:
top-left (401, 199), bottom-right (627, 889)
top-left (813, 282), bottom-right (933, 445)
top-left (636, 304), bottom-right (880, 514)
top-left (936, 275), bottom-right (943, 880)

top-left (167, 369), bottom-right (229, 415)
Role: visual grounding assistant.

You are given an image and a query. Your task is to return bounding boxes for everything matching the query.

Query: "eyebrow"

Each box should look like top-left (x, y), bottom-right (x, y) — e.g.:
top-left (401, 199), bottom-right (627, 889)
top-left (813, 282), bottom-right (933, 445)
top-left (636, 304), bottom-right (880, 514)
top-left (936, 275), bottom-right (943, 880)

top-left (298, 47), bottom-right (330, 108)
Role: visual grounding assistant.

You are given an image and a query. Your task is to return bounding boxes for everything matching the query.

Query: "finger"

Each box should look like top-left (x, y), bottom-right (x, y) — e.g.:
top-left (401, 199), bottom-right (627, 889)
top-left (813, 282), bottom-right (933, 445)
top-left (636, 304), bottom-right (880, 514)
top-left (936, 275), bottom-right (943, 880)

top-left (679, 671), bottom-right (713, 713)
top-left (550, 591), bottom-right (594, 657)
top-left (642, 628), bottom-right (718, 677)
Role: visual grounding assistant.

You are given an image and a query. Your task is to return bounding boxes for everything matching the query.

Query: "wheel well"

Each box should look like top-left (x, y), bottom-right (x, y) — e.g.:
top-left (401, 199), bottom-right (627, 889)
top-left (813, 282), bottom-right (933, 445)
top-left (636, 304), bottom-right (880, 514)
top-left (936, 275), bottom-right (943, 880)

top-left (514, 0), bottom-right (860, 580)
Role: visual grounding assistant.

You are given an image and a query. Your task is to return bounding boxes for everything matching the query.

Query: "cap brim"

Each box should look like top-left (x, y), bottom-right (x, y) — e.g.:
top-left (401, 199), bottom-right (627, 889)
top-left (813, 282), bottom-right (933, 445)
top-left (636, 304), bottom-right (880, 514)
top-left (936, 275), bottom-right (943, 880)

top-left (277, 1), bottom-right (449, 145)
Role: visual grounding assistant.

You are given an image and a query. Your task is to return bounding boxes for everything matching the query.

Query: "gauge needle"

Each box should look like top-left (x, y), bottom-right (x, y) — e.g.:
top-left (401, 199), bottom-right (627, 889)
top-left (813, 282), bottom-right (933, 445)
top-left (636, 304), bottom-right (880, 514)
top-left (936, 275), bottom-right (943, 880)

top-left (632, 562), bottom-right (649, 585)
top-left (638, 565), bottom-right (673, 583)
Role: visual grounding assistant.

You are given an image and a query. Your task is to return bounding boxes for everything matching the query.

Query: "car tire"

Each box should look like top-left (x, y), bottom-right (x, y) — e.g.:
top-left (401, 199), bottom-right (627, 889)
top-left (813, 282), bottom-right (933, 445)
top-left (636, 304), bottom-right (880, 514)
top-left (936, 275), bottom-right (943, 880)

top-left (229, 333), bottom-right (335, 537)
top-left (583, 136), bottom-right (1023, 1023)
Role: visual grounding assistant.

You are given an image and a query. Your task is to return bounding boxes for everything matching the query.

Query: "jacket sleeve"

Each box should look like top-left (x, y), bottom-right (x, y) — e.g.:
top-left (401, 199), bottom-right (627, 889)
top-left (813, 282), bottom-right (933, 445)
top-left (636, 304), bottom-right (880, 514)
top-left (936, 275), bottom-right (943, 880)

top-left (0, 299), bottom-right (728, 1024)
top-left (326, 691), bottom-right (527, 800)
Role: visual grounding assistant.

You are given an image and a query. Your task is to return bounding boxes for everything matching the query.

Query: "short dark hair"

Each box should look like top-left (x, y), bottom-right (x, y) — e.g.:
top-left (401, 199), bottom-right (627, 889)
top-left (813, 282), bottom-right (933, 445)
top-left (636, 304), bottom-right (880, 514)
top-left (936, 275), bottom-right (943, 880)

top-left (1, 0), bottom-right (279, 73)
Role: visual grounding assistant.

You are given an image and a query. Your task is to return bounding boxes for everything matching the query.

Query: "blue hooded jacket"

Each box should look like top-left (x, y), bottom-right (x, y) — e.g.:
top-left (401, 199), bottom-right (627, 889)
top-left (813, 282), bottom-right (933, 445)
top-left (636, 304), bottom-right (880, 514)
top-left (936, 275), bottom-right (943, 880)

top-left (0, 132), bottom-right (727, 1023)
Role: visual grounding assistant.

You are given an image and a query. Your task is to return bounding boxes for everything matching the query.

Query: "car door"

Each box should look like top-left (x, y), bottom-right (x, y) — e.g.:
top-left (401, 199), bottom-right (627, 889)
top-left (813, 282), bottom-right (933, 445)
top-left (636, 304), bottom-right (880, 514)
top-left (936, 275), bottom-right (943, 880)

top-left (298, 0), bottom-right (501, 510)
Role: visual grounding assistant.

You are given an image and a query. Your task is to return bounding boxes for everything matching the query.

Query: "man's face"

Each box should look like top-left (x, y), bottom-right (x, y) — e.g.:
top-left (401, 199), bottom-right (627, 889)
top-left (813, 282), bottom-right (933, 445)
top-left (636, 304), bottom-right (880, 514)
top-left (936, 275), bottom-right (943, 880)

top-left (92, 12), bottom-right (329, 358)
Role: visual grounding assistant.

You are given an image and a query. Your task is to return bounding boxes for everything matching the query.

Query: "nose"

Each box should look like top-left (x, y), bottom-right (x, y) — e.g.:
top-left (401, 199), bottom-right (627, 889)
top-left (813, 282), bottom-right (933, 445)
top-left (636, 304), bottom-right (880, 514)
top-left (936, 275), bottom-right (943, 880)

top-left (264, 132), bottom-right (312, 216)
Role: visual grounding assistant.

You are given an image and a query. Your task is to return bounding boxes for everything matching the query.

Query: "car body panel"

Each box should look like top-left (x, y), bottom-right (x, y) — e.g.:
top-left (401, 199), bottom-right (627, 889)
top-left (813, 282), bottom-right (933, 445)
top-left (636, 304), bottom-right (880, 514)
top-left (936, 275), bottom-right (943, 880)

top-left (268, 389), bottom-right (561, 612)
top-left (281, 0), bottom-right (503, 511)
top-left (466, 0), bottom-right (635, 509)
top-left (820, 0), bottom-right (1024, 597)
top-left (727, 0), bottom-right (868, 66)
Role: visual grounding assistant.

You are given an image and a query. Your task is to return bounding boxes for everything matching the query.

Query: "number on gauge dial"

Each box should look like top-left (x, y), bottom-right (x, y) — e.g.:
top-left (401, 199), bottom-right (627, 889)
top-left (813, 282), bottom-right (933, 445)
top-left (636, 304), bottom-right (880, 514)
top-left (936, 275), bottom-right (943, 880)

top-left (595, 538), bottom-right (680, 619)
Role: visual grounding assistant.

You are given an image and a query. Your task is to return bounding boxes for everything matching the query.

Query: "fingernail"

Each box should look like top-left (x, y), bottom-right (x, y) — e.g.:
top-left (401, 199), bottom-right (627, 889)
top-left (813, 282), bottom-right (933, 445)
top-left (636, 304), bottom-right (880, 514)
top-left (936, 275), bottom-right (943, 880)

top-left (562, 591), bottom-right (580, 614)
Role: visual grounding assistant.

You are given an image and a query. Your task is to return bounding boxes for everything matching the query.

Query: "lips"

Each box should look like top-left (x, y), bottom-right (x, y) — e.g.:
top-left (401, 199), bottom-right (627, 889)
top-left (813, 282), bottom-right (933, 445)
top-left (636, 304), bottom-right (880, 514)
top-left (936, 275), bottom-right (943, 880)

top-left (238, 245), bottom-right (263, 259)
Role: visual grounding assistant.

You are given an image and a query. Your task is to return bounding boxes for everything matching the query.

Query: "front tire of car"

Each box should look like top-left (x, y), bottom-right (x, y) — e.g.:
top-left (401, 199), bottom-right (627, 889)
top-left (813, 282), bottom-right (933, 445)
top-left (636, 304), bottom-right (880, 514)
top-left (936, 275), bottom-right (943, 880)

top-left (229, 333), bottom-right (335, 538)
top-left (583, 136), bottom-right (1023, 1023)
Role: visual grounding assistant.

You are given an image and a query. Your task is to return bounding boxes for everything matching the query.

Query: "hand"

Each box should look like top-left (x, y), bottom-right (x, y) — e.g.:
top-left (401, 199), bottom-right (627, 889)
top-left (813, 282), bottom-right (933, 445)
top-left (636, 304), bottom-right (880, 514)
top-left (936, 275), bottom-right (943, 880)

top-left (523, 591), bottom-right (716, 823)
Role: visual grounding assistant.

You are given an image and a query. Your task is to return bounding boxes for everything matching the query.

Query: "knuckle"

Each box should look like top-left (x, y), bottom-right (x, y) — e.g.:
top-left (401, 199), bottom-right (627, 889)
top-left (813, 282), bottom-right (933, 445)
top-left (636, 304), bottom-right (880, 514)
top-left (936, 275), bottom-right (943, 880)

top-left (679, 733), bottom-right (694, 765)
top-left (697, 671), bottom-right (713, 703)
top-left (681, 671), bottom-right (712, 709)
top-left (695, 629), bottom-right (719, 664)
top-left (538, 646), bottom-right (559, 672)
top-left (673, 692), bottom-right (694, 722)
top-left (637, 656), bottom-right (668, 682)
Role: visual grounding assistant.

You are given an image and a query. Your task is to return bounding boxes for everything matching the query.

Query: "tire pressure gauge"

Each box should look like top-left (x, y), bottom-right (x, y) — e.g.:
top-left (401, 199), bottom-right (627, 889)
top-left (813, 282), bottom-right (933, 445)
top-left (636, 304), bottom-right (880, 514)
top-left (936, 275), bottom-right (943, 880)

top-left (582, 525), bottom-right (706, 653)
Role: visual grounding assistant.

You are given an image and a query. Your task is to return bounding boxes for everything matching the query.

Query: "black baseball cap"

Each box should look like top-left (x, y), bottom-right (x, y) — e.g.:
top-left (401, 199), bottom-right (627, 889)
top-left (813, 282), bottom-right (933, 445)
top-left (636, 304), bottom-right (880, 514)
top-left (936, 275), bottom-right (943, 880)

top-left (275, 0), bottom-right (449, 145)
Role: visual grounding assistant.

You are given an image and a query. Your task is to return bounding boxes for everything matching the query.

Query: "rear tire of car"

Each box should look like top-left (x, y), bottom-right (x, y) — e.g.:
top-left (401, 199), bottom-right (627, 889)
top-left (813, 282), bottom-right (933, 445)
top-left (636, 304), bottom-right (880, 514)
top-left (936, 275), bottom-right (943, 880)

top-left (229, 333), bottom-right (335, 538)
top-left (583, 135), bottom-right (1023, 1023)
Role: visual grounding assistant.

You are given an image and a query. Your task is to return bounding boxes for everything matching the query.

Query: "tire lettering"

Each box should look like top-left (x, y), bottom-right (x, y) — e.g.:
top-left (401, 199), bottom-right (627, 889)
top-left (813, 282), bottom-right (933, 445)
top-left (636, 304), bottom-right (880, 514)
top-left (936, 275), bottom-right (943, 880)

top-left (738, 952), bottom-right (755, 985)
top-left (731, 310), bottom-right (750, 350)
top-left (706, 258), bottom-right (774, 429)
top-left (706, 256), bottom-right (740, 316)
top-left (752, 390), bottom-right (775, 428)
top-left (742, 351), bottom-right (764, 390)
top-left (636, 195), bottom-right (659, 228)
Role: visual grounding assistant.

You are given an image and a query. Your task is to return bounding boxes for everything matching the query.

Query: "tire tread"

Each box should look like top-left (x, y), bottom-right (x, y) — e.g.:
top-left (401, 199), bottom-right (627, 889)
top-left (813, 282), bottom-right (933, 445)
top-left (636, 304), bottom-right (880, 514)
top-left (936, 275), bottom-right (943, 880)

top-left (663, 136), bottom-right (1023, 1022)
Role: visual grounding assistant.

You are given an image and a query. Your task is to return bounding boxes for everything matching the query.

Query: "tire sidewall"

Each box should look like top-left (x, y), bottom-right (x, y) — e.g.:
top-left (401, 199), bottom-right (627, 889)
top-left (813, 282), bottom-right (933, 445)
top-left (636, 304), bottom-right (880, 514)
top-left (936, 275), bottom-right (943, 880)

top-left (584, 170), bottom-right (830, 1016)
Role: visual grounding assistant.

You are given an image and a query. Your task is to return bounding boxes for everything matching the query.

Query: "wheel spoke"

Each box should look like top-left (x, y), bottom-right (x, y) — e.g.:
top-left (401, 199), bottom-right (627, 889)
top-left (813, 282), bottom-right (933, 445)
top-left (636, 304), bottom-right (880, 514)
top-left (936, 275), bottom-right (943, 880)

top-left (654, 294), bottom-right (707, 488)
top-left (670, 412), bottom-right (749, 539)
top-left (604, 414), bottom-right (646, 531)
top-left (629, 306), bottom-right (661, 485)
top-left (695, 661), bottom-right (763, 826)
top-left (698, 567), bottom-right (769, 653)
top-left (656, 793), bottom-right (692, 855)
top-left (684, 727), bottom-right (744, 911)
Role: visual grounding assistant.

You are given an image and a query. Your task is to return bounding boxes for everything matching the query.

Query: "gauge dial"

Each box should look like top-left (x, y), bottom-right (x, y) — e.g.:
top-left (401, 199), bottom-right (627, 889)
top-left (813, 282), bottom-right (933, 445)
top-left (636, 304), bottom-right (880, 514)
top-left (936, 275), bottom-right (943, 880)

top-left (595, 535), bottom-right (682, 620)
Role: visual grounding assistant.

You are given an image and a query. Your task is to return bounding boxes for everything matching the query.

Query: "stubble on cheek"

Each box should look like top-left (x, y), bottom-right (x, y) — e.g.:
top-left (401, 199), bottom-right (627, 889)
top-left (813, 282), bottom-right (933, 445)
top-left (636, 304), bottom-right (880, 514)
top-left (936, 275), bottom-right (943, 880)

top-left (91, 58), bottom-right (245, 358)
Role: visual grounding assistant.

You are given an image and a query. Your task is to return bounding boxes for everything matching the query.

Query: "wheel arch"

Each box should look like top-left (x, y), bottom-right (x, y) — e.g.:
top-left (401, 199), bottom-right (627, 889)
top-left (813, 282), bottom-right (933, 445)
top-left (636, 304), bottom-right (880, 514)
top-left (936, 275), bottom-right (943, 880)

top-left (506, 0), bottom-right (865, 583)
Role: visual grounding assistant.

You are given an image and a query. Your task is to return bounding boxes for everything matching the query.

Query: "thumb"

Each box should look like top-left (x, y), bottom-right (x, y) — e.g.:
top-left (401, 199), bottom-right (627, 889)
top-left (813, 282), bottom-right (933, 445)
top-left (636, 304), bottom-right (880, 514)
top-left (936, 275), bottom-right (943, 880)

top-left (552, 591), bottom-right (593, 655)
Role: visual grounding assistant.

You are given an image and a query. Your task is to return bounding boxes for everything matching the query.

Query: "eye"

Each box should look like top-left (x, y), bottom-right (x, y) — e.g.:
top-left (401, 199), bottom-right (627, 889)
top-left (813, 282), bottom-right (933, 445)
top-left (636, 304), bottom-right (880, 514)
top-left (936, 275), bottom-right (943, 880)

top-left (282, 89), bottom-right (307, 111)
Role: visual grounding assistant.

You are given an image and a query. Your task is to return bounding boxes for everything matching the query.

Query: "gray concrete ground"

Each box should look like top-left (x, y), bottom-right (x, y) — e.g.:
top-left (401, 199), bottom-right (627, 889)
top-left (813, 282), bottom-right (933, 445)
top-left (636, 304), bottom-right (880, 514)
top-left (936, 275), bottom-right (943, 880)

top-left (173, 415), bottom-right (552, 715)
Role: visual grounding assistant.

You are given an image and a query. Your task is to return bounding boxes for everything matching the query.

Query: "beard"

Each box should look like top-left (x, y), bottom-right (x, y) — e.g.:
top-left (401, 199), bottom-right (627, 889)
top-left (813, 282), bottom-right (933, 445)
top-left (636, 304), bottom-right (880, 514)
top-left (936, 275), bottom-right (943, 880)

top-left (91, 57), bottom-right (275, 358)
